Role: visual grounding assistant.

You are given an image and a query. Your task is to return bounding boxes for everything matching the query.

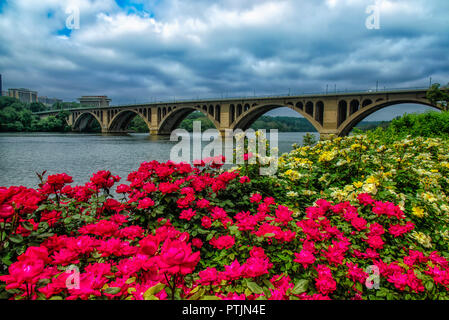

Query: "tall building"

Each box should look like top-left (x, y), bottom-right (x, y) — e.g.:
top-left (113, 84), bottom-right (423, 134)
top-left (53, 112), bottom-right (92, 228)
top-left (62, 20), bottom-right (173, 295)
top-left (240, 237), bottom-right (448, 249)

top-left (8, 88), bottom-right (38, 103)
top-left (78, 96), bottom-right (111, 108)
top-left (0, 74), bottom-right (2, 96)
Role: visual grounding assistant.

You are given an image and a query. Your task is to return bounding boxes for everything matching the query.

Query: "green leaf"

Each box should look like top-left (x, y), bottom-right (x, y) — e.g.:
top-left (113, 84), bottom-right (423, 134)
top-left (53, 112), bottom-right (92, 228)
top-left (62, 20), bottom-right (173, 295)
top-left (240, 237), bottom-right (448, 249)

top-left (425, 281), bottom-right (434, 291)
top-left (143, 283), bottom-right (165, 300)
top-left (189, 288), bottom-right (205, 300)
top-left (9, 234), bottom-right (23, 244)
top-left (36, 232), bottom-right (54, 239)
top-left (200, 295), bottom-right (221, 300)
top-left (125, 277), bottom-right (136, 285)
top-left (21, 221), bottom-right (35, 231)
top-left (263, 279), bottom-right (275, 289)
top-left (246, 281), bottom-right (264, 294)
top-left (104, 287), bottom-right (121, 295)
top-left (292, 279), bottom-right (309, 295)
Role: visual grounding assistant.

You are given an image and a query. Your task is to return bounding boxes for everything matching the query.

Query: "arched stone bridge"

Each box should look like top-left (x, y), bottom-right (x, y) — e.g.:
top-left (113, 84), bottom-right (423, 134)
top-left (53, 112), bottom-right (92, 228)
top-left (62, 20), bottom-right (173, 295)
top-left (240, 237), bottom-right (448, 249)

top-left (35, 89), bottom-right (440, 138)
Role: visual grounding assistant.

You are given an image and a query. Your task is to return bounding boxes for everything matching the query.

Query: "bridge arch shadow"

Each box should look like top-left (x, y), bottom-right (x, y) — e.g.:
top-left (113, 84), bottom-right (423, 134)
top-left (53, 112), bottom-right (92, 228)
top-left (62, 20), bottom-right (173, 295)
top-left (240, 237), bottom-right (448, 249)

top-left (338, 99), bottom-right (440, 136)
top-left (157, 106), bottom-right (220, 134)
top-left (108, 109), bottom-right (151, 133)
top-left (230, 103), bottom-right (323, 132)
top-left (72, 112), bottom-right (102, 132)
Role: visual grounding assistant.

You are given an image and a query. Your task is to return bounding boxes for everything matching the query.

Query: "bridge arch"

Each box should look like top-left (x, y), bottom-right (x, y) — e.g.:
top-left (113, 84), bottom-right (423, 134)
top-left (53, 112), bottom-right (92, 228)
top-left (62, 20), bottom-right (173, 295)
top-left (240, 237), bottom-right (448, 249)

top-left (157, 105), bottom-right (220, 135)
top-left (108, 109), bottom-right (151, 133)
top-left (72, 111), bottom-right (103, 132)
top-left (230, 103), bottom-right (322, 132)
top-left (338, 98), bottom-right (440, 136)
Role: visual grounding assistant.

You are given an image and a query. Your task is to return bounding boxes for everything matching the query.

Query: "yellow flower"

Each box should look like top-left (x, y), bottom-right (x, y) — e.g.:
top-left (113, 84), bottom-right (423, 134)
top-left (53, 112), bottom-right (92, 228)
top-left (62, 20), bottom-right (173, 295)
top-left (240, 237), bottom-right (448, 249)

top-left (411, 231), bottom-right (432, 248)
top-left (412, 207), bottom-right (425, 218)
top-left (353, 181), bottom-right (363, 188)
top-left (422, 192), bottom-right (437, 203)
top-left (362, 183), bottom-right (377, 195)
top-left (365, 176), bottom-right (379, 185)
top-left (318, 151), bottom-right (334, 162)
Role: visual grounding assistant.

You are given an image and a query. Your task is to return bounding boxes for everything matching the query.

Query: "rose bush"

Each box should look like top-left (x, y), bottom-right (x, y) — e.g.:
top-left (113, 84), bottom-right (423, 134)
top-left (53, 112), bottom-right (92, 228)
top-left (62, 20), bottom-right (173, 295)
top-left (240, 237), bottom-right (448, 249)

top-left (1, 149), bottom-right (449, 300)
top-left (260, 133), bottom-right (449, 254)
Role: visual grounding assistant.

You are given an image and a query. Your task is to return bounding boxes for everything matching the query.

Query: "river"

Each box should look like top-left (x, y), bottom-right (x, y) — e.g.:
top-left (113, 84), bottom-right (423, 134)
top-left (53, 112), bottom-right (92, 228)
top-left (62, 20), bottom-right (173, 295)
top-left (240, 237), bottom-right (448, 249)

top-left (0, 132), bottom-right (318, 188)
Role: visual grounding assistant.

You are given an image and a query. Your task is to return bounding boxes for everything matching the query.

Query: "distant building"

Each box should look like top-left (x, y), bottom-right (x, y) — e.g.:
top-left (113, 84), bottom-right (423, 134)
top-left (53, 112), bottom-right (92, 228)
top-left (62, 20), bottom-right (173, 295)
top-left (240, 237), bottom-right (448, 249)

top-left (8, 88), bottom-right (38, 103)
top-left (1, 91), bottom-right (6, 97)
top-left (78, 96), bottom-right (111, 108)
top-left (0, 74), bottom-right (2, 96)
top-left (38, 96), bottom-right (63, 106)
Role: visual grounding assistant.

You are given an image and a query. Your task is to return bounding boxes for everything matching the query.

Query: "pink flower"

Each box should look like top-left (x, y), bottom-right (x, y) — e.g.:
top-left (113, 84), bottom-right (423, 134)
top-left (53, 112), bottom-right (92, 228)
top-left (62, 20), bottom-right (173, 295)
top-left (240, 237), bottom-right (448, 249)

top-left (196, 199), bottom-right (210, 208)
top-left (221, 260), bottom-right (243, 281)
top-left (389, 221), bottom-right (415, 237)
top-left (210, 235), bottom-right (235, 250)
top-left (243, 257), bottom-right (273, 278)
top-left (192, 238), bottom-right (203, 249)
top-left (198, 267), bottom-right (218, 285)
top-left (179, 208), bottom-right (196, 221)
top-left (243, 153), bottom-right (254, 161)
top-left (314, 265), bottom-right (337, 296)
top-left (274, 205), bottom-right (293, 225)
top-left (372, 201), bottom-right (405, 220)
top-left (0, 203), bottom-right (14, 219)
top-left (156, 238), bottom-right (200, 275)
top-left (250, 193), bottom-right (263, 204)
top-left (158, 182), bottom-right (179, 194)
top-left (137, 198), bottom-right (155, 209)
top-left (294, 250), bottom-right (316, 269)
top-left (351, 217), bottom-right (367, 231)
top-left (0, 259), bottom-right (45, 290)
top-left (346, 262), bottom-right (368, 284)
top-left (366, 235), bottom-right (384, 250)
top-left (369, 223), bottom-right (385, 236)
top-left (357, 193), bottom-right (375, 206)
top-left (139, 235), bottom-right (160, 256)
top-left (116, 184), bottom-right (131, 193)
top-left (235, 211), bottom-right (258, 231)
top-left (201, 216), bottom-right (212, 229)
top-left (239, 176), bottom-right (251, 184)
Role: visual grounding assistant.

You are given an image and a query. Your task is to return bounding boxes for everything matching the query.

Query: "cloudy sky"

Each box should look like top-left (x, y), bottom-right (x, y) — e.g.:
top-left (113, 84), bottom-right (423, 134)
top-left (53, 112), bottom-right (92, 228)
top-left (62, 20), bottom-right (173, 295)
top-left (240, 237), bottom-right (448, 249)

top-left (0, 0), bottom-right (448, 120)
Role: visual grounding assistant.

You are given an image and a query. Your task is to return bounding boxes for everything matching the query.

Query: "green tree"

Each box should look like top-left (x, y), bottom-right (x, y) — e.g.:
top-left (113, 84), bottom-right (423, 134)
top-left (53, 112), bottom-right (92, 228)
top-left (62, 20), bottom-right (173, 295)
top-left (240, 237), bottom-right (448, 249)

top-left (0, 96), bottom-right (19, 109)
top-left (427, 83), bottom-right (449, 110)
top-left (29, 102), bottom-right (47, 113)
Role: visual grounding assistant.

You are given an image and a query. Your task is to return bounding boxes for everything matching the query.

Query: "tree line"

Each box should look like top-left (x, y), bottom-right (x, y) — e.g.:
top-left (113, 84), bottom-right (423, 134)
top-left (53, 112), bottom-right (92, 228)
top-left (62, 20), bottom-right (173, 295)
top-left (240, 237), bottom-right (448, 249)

top-left (0, 96), bottom-right (72, 132)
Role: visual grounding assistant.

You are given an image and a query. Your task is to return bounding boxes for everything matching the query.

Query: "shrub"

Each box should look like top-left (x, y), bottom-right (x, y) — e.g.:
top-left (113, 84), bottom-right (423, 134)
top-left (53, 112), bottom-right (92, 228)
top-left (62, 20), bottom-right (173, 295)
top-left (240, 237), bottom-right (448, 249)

top-left (2, 157), bottom-right (449, 300)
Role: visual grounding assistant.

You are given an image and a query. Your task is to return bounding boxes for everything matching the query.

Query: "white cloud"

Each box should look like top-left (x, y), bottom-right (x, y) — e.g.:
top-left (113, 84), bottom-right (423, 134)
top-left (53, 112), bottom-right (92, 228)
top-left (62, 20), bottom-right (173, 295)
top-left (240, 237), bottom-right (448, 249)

top-left (0, 0), bottom-right (447, 110)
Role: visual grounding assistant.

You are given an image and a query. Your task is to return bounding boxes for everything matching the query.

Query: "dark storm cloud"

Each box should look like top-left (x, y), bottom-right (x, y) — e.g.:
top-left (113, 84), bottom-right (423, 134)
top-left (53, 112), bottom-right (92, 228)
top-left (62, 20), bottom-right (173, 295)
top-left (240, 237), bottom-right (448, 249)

top-left (0, 0), bottom-right (448, 119)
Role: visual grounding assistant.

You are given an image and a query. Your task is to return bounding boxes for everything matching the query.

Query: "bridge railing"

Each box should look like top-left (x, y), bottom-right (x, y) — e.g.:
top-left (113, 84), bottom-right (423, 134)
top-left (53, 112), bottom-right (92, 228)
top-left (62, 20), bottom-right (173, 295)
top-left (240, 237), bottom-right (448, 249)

top-left (110, 86), bottom-right (430, 106)
top-left (33, 86), bottom-right (430, 114)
